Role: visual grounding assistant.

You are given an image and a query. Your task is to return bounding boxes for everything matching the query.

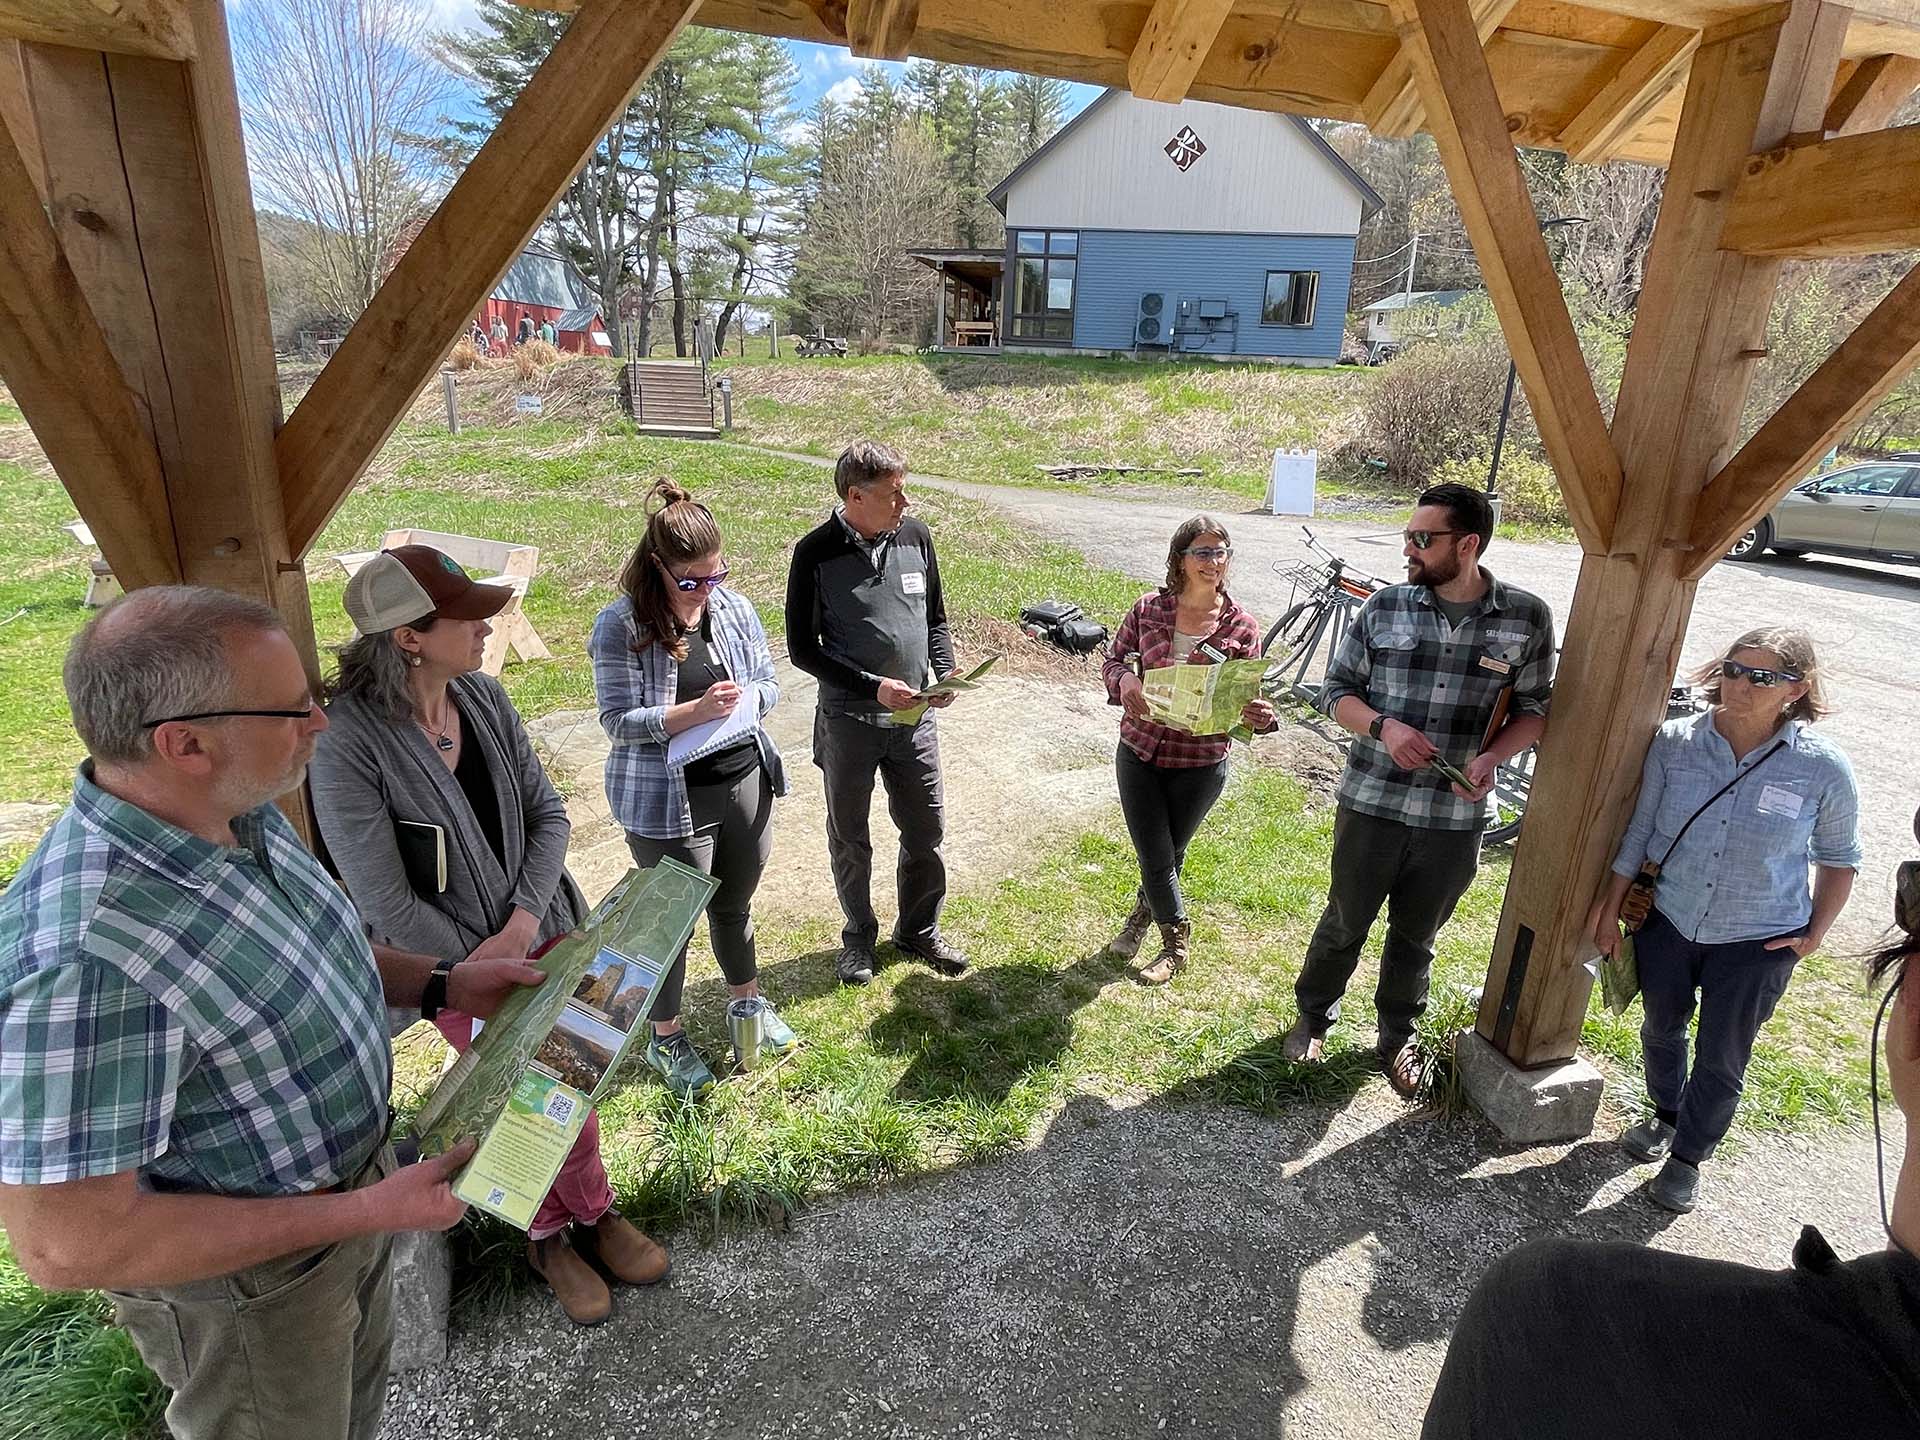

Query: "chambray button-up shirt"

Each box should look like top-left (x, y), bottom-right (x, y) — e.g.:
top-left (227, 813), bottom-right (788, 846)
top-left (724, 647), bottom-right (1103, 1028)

top-left (1611, 712), bottom-right (1862, 945)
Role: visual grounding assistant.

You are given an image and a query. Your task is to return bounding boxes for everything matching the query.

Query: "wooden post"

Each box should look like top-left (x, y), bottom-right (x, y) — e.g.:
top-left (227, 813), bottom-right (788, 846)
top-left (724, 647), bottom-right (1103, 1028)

top-left (1473, 0), bottom-right (1847, 1067)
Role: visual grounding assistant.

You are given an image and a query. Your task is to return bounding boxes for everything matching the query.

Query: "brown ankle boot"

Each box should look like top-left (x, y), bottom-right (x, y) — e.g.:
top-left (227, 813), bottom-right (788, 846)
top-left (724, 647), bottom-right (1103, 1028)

top-left (527, 1231), bottom-right (612, 1326)
top-left (583, 1212), bottom-right (671, 1287)
top-left (1108, 895), bottom-right (1154, 960)
top-left (1137, 919), bottom-right (1191, 986)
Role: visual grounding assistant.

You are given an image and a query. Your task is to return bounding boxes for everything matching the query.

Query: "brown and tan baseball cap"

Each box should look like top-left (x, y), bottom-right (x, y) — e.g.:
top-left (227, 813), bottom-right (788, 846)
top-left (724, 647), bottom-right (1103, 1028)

top-left (343, 545), bottom-right (514, 634)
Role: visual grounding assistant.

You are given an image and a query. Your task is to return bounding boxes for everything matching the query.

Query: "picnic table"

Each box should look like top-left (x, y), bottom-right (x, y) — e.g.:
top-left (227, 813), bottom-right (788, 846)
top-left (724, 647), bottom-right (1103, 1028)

top-left (794, 331), bottom-right (848, 358)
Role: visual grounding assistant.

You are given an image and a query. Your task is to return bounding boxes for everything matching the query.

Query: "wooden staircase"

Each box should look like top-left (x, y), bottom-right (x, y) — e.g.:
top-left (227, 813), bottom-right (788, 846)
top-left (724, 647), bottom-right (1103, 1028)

top-left (623, 359), bottom-right (718, 438)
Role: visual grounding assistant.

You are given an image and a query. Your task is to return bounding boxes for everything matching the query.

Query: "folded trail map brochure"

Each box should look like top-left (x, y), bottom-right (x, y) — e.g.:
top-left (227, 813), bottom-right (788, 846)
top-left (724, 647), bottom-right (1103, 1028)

top-left (1142, 658), bottom-right (1269, 743)
top-left (894, 653), bottom-right (1001, 728)
top-left (412, 858), bottom-right (717, 1229)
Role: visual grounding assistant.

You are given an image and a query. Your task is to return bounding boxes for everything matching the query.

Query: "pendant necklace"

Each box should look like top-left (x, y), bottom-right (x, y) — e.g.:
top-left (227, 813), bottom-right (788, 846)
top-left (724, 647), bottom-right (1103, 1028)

top-left (418, 701), bottom-right (456, 752)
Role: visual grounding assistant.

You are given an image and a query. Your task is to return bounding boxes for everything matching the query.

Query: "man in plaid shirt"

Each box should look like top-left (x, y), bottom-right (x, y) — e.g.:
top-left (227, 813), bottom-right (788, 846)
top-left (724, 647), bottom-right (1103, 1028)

top-left (1283, 485), bottom-right (1555, 1094)
top-left (0, 588), bottom-right (547, 1440)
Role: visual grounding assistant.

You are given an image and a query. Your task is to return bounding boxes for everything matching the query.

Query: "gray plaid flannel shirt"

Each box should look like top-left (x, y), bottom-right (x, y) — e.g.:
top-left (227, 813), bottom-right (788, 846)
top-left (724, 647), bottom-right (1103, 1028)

top-left (0, 768), bottom-right (391, 1192)
top-left (1320, 571), bottom-right (1555, 831)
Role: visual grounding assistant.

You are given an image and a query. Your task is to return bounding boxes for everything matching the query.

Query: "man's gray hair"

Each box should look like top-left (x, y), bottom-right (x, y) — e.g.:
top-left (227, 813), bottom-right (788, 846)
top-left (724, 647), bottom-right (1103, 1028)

top-left (834, 440), bottom-right (906, 499)
top-left (64, 586), bottom-right (286, 764)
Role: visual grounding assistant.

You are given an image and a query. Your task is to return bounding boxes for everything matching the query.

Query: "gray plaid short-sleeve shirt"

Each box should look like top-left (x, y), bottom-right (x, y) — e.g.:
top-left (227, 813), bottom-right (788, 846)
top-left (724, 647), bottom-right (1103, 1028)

top-left (0, 768), bottom-right (391, 1194)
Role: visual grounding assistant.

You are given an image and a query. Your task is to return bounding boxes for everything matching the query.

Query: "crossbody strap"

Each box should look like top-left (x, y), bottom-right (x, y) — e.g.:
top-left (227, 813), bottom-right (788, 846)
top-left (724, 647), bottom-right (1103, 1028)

top-left (1657, 737), bottom-right (1788, 868)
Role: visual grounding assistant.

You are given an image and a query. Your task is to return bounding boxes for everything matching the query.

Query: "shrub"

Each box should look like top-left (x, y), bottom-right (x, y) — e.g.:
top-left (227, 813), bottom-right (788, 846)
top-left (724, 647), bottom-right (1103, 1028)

top-left (1361, 326), bottom-right (1513, 481)
top-left (514, 338), bottom-right (562, 379)
top-left (448, 335), bottom-right (479, 371)
top-left (1432, 445), bottom-right (1568, 527)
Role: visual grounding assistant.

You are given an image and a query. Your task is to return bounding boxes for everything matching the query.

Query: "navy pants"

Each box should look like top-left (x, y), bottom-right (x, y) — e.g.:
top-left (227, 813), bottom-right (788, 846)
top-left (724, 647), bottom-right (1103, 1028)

top-left (1636, 907), bottom-right (1800, 1165)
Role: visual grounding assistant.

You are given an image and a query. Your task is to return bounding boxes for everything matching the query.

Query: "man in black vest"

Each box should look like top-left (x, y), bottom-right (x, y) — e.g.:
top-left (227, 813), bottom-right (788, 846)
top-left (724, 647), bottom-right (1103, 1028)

top-left (786, 441), bottom-right (968, 985)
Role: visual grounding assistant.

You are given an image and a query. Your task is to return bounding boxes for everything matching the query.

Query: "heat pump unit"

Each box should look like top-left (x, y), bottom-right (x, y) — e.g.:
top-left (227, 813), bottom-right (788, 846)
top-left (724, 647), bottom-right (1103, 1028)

top-left (1136, 292), bottom-right (1168, 345)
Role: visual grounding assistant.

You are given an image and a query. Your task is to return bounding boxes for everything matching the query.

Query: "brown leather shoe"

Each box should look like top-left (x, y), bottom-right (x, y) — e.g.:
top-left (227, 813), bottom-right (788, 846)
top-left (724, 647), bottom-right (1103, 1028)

top-left (528, 1232), bottom-right (612, 1326)
top-left (1136, 919), bottom-right (1191, 986)
top-left (1381, 1041), bottom-right (1422, 1099)
top-left (583, 1212), bottom-right (671, 1287)
top-left (1281, 1017), bottom-right (1325, 1064)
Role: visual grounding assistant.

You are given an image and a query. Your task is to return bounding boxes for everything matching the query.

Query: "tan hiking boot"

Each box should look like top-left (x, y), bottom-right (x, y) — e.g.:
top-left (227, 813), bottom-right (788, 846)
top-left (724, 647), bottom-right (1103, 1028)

top-left (1136, 919), bottom-right (1191, 986)
top-left (1281, 1017), bottom-right (1325, 1064)
top-left (1108, 895), bottom-right (1154, 960)
top-left (528, 1231), bottom-right (612, 1326)
top-left (584, 1212), bottom-right (671, 1287)
top-left (1381, 1040), bottom-right (1422, 1099)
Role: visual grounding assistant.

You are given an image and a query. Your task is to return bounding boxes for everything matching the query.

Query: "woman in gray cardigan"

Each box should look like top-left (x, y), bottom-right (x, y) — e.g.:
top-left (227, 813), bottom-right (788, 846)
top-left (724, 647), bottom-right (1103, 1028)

top-left (309, 544), bottom-right (666, 1329)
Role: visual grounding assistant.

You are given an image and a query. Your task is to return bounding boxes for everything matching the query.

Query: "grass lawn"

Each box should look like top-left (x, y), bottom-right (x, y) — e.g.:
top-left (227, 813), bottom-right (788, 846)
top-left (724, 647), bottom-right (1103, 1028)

top-left (0, 405), bottom-right (1879, 1438)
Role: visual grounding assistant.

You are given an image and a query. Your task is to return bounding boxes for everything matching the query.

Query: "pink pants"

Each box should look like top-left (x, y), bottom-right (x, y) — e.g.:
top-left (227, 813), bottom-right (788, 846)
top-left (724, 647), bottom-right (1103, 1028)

top-left (433, 1009), bottom-right (615, 1241)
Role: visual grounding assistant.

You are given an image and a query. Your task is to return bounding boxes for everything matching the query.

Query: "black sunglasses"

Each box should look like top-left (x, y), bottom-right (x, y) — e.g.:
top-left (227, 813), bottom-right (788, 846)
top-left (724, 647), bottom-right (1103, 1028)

top-left (1720, 659), bottom-right (1802, 689)
top-left (654, 556), bottom-right (730, 593)
top-left (142, 704), bottom-right (315, 728)
top-left (1403, 529), bottom-right (1463, 551)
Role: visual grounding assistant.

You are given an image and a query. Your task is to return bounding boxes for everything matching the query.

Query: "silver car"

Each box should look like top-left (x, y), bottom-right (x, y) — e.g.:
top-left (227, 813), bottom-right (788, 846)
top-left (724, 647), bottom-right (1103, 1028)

top-left (1726, 457), bottom-right (1920, 567)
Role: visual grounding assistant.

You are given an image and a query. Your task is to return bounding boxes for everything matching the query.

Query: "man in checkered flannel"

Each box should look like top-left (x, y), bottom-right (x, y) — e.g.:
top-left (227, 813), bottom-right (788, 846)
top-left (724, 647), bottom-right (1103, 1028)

top-left (0, 587), bottom-right (545, 1440)
top-left (1282, 484), bottom-right (1556, 1096)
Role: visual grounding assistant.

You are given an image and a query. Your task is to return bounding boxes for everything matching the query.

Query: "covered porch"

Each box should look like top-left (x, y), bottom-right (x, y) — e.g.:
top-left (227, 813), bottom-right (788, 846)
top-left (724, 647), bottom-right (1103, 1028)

top-left (909, 248), bottom-right (1005, 351)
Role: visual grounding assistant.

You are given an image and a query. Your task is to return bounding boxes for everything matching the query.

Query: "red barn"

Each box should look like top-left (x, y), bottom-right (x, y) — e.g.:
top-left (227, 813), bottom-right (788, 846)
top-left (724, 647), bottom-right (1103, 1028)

top-left (479, 243), bottom-right (613, 355)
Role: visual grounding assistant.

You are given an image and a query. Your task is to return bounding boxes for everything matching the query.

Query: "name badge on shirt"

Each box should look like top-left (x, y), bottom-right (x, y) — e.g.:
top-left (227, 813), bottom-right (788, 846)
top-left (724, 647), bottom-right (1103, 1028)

top-left (1757, 785), bottom-right (1805, 820)
top-left (901, 571), bottom-right (926, 595)
top-left (1477, 654), bottom-right (1512, 675)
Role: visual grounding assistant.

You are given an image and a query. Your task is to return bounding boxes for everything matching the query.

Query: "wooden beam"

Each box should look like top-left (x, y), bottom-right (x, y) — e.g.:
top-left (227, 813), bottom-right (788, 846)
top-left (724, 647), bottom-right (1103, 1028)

top-left (276, 0), bottom-right (702, 558)
top-left (0, 99), bottom-right (178, 588)
top-left (1389, 0), bottom-right (1624, 552)
top-left (0, 0), bottom-right (190, 59)
top-left (1824, 51), bottom-right (1920, 131)
top-left (1556, 23), bottom-right (1698, 162)
top-left (847, 0), bottom-right (919, 60)
top-left (1127, 0), bottom-right (1237, 103)
top-left (1364, 0), bottom-right (1517, 138)
top-left (1722, 123), bottom-right (1920, 255)
top-left (1475, 0), bottom-right (1846, 1070)
top-left (1686, 263), bottom-right (1920, 575)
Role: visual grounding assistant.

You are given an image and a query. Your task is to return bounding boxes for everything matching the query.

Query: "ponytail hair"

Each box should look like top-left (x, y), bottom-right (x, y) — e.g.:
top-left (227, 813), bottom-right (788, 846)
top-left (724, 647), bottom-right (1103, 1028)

top-left (618, 479), bottom-right (724, 661)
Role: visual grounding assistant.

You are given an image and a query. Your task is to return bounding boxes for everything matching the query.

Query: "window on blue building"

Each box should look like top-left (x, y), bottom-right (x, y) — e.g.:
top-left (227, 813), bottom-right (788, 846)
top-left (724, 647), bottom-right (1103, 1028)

top-left (1262, 270), bottom-right (1320, 327)
top-left (1010, 231), bottom-right (1077, 340)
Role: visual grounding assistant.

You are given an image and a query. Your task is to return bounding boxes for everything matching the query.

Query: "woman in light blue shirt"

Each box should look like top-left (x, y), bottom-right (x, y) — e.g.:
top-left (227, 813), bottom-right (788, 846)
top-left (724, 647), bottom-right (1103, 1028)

top-left (1591, 627), bottom-right (1860, 1214)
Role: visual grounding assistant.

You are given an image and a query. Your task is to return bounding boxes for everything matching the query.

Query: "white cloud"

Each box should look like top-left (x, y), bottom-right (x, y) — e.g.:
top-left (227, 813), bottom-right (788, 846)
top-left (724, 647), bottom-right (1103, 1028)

top-left (825, 76), bottom-right (865, 105)
top-left (424, 0), bottom-right (481, 31)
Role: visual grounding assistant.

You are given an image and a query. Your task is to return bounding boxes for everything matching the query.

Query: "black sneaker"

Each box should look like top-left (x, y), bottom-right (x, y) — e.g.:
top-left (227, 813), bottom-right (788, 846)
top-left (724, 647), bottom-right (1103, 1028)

top-left (837, 943), bottom-right (877, 986)
top-left (895, 934), bottom-right (970, 976)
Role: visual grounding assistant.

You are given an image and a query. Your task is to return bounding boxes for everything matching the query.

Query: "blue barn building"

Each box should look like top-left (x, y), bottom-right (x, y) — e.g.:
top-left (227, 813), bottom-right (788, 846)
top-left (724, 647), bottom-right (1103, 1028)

top-left (910, 91), bottom-right (1381, 365)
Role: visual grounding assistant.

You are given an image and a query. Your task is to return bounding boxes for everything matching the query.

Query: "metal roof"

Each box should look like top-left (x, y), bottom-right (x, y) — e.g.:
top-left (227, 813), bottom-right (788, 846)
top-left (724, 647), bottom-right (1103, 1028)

top-left (493, 243), bottom-right (591, 311)
top-left (1361, 288), bottom-right (1477, 314)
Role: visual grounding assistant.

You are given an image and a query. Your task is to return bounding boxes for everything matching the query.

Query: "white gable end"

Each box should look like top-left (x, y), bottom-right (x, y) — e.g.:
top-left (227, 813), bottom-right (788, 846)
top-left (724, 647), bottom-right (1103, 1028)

top-left (1001, 95), bottom-right (1364, 237)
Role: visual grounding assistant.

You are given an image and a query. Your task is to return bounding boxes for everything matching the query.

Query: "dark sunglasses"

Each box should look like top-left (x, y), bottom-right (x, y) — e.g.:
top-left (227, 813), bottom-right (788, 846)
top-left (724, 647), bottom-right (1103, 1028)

top-left (142, 704), bottom-right (315, 728)
top-left (1403, 529), bottom-right (1462, 551)
top-left (1720, 659), bottom-right (1802, 688)
top-left (655, 556), bottom-right (730, 592)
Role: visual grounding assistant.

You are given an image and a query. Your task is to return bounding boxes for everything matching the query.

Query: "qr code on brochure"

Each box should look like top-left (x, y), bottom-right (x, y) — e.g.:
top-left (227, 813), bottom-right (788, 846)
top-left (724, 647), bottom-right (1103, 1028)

top-left (544, 1092), bottom-right (577, 1125)
top-left (486, 1187), bottom-right (507, 1208)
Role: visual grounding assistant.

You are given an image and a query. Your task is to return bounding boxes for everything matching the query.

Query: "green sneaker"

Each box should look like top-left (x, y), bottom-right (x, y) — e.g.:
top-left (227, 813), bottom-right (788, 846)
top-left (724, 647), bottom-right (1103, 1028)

top-left (758, 1002), bottom-right (798, 1056)
top-left (645, 1029), bottom-right (715, 1099)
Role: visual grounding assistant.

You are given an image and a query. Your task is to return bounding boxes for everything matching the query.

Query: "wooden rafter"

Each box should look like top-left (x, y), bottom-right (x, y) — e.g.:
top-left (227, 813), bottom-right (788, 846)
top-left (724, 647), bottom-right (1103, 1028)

top-left (1387, 0), bottom-right (1624, 552)
top-left (1824, 52), bottom-right (1920, 132)
top-left (1720, 123), bottom-right (1920, 256)
top-left (276, 0), bottom-right (703, 558)
top-left (1363, 0), bottom-right (1517, 138)
top-left (1556, 22), bottom-right (1698, 162)
top-left (1127, 0), bottom-right (1238, 104)
top-left (847, 0), bottom-right (919, 60)
top-left (1686, 264), bottom-right (1920, 577)
top-left (0, 0), bottom-right (191, 59)
top-left (0, 103), bottom-right (178, 589)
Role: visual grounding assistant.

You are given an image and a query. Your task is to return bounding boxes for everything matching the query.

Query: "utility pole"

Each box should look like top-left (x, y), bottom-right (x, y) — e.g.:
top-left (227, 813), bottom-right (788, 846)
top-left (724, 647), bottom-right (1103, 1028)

top-left (1401, 232), bottom-right (1421, 309)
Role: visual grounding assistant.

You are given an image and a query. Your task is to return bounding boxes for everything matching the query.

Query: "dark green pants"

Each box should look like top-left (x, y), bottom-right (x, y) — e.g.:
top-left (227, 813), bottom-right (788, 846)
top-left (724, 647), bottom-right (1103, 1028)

top-left (1295, 806), bottom-right (1482, 1052)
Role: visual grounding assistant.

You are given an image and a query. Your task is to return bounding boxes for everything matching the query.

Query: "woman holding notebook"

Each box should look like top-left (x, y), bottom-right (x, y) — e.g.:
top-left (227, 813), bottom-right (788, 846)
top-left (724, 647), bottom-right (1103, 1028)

top-left (589, 479), bottom-right (793, 1101)
top-left (310, 543), bottom-right (669, 1328)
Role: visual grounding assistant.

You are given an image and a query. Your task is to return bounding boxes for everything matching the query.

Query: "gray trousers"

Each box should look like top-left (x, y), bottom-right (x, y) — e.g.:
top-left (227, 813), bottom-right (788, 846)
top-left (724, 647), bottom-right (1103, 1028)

top-left (813, 708), bottom-right (947, 948)
top-left (625, 765), bottom-right (773, 1020)
top-left (1295, 805), bottom-right (1482, 1052)
top-left (108, 1146), bottom-right (396, 1440)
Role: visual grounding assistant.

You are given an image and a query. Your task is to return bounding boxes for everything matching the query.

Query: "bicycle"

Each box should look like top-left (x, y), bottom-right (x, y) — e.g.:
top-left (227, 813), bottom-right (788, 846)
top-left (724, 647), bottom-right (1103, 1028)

top-left (1261, 525), bottom-right (1390, 706)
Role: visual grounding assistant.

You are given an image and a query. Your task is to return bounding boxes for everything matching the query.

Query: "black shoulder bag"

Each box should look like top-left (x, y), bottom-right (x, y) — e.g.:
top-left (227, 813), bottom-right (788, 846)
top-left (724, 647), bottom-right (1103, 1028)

top-left (1619, 738), bottom-right (1787, 934)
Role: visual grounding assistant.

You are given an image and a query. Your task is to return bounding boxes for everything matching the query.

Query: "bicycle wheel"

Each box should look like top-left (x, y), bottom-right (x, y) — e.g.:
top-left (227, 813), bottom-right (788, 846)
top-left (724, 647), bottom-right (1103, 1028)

top-left (1484, 745), bottom-right (1535, 847)
top-left (1263, 600), bottom-right (1323, 668)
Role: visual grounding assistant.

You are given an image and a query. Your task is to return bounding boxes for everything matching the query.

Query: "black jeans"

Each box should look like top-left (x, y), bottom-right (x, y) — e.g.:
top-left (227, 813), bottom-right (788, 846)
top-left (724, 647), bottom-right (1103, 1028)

top-left (1114, 742), bottom-right (1230, 926)
top-left (1294, 805), bottom-right (1482, 1052)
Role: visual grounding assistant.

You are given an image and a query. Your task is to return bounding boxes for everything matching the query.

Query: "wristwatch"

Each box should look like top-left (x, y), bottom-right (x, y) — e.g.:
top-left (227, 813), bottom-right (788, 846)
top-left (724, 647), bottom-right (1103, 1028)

top-left (421, 957), bottom-right (459, 1021)
top-left (1368, 713), bottom-right (1388, 741)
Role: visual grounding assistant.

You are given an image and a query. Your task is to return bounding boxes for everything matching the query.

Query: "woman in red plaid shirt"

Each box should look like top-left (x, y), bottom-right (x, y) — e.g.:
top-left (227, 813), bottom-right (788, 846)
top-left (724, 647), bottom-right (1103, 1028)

top-left (1101, 516), bottom-right (1276, 983)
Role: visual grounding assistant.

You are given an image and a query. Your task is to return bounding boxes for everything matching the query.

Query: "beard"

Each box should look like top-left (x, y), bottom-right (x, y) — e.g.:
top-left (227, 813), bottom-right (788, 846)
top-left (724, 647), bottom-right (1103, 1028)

top-left (1409, 549), bottom-right (1462, 588)
top-left (212, 747), bottom-right (313, 818)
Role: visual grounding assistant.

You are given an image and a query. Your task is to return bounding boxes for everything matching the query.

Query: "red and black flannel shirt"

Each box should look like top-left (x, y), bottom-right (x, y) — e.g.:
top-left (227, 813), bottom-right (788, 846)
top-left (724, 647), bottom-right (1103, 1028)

top-left (1101, 588), bottom-right (1267, 768)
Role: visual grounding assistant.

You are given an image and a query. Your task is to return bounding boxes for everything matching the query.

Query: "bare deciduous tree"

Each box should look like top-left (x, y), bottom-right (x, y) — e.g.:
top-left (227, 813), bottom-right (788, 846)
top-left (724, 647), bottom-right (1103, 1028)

top-left (233, 0), bottom-right (456, 321)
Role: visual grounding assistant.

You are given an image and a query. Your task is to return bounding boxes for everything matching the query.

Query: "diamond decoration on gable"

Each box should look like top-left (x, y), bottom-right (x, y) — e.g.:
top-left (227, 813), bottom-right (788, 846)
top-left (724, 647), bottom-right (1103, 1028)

top-left (1164, 126), bottom-right (1207, 172)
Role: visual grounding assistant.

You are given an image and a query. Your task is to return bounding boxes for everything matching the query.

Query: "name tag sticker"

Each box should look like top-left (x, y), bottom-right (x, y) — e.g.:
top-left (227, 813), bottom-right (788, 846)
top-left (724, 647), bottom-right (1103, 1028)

top-left (1477, 654), bottom-right (1512, 675)
top-left (901, 571), bottom-right (926, 595)
top-left (1757, 785), bottom-right (1805, 820)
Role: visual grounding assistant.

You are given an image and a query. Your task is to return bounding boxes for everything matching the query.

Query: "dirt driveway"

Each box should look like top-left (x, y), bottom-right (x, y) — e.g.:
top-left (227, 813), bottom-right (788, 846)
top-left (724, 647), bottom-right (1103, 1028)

top-left (914, 476), bottom-right (1918, 953)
